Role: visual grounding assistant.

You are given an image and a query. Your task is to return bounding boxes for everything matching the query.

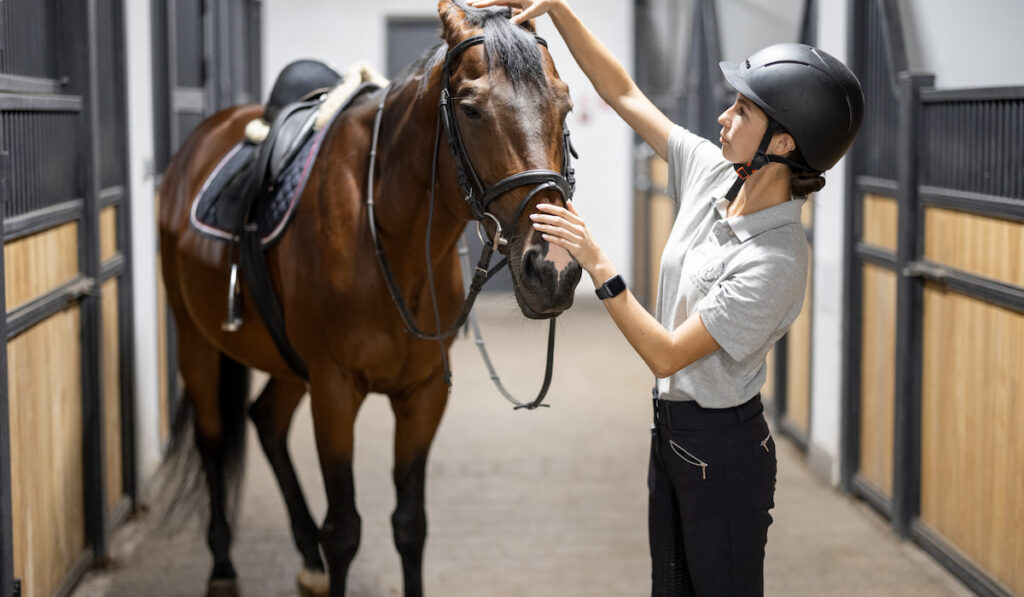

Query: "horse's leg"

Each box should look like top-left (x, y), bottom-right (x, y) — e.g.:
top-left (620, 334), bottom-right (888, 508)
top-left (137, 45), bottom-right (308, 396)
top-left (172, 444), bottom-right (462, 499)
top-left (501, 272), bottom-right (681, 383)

top-left (389, 374), bottom-right (449, 597)
top-left (247, 376), bottom-right (329, 596)
top-left (177, 326), bottom-right (250, 597)
top-left (308, 369), bottom-right (366, 597)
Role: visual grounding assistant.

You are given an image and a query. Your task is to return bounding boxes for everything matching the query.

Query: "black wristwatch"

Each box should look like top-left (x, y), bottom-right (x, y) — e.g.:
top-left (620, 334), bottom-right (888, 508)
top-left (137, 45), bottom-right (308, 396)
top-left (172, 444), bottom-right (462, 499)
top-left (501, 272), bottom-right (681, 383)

top-left (595, 274), bottom-right (627, 300)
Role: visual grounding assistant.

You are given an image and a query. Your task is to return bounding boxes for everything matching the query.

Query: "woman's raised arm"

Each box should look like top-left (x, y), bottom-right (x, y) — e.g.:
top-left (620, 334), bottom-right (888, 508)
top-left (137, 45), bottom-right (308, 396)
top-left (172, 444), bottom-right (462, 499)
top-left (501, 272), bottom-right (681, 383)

top-left (468, 0), bottom-right (675, 160)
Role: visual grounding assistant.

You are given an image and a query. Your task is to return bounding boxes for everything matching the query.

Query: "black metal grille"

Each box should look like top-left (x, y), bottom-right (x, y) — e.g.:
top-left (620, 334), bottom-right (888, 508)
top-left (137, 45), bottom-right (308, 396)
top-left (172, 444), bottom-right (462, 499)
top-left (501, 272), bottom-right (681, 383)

top-left (0, 0), bottom-right (59, 78)
top-left (856, 0), bottom-right (900, 182)
top-left (175, 0), bottom-right (205, 88)
top-left (921, 96), bottom-right (1024, 200)
top-left (176, 112), bottom-right (203, 152)
top-left (96, 0), bottom-right (127, 189)
top-left (2, 111), bottom-right (80, 218)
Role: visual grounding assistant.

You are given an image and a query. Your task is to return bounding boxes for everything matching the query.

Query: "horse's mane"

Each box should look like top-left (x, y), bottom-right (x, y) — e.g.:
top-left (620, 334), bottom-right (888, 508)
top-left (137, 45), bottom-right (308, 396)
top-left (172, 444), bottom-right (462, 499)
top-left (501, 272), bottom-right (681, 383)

top-left (393, 0), bottom-right (547, 98)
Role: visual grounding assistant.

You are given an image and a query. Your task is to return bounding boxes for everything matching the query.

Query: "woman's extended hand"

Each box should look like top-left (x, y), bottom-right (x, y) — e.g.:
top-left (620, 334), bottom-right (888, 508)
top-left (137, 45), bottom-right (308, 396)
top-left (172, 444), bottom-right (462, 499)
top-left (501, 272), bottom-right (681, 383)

top-left (531, 201), bottom-right (606, 275)
top-left (465, 0), bottom-right (563, 25)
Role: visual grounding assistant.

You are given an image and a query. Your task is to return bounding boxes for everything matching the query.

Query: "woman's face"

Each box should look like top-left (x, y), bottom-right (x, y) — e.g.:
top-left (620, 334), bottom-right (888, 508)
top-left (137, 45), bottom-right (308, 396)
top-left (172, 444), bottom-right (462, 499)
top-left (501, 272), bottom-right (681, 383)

top-left (717, 94), bottom-right (770, 164)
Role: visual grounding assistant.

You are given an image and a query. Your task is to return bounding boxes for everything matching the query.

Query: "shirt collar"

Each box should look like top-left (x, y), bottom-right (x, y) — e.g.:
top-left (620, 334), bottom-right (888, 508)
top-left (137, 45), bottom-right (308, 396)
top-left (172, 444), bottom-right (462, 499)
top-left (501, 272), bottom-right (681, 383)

top-left (713, 196), bottom-right (806, 243)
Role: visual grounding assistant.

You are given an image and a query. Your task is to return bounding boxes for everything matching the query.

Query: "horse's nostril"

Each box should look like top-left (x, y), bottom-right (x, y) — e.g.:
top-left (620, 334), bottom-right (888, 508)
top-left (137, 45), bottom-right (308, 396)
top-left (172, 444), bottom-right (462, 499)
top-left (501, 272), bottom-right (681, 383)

top-left (521, 247), bottom-right (541, 280)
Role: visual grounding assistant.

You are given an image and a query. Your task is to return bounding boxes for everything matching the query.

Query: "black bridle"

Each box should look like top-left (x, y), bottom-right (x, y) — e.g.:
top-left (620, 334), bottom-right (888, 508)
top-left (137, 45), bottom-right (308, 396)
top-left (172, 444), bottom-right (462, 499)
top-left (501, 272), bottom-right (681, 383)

top-left (366, 34), bottom-right (577, 409)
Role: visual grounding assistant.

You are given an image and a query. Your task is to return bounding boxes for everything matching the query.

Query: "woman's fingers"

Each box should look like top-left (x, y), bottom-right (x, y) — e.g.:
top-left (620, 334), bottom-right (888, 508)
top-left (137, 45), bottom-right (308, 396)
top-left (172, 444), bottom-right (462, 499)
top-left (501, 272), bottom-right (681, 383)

top-left (467, 0), bottom-right (521, 7)
top-left (541, 233), bottom-right (579, 253)
top-left (535, 203), bottom-right (584, 227)
top-left (532, 222), bottom-right (583, 243)
top-left (530, 213), bottom-right (584, 237)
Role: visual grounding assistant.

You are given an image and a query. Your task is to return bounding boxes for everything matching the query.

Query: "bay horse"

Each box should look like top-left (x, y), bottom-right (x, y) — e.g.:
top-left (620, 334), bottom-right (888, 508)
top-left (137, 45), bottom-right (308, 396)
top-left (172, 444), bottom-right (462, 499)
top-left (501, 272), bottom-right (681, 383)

top-left (157, 1), bottom-right (581, 595)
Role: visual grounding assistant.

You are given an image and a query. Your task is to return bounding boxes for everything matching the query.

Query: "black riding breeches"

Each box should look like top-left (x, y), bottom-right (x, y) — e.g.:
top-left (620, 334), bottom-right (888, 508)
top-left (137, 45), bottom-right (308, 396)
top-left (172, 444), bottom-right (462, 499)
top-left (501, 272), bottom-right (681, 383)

top-left (647, 395), bottom-right (777, 597)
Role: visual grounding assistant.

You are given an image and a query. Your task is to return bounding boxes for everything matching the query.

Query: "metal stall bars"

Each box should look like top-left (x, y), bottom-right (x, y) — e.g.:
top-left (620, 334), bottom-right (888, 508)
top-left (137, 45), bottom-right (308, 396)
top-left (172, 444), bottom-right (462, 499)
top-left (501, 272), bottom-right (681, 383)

top-left (844, 0), bottom-right (1024, 594)
top-left (0, 0), bottom-right (134, 595)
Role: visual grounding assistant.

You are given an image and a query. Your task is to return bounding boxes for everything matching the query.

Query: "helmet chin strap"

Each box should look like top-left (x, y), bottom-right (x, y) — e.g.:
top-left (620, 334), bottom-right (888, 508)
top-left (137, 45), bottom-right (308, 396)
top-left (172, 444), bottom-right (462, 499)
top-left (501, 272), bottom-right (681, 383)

top-left (724, 120), bottom-right (811, 201)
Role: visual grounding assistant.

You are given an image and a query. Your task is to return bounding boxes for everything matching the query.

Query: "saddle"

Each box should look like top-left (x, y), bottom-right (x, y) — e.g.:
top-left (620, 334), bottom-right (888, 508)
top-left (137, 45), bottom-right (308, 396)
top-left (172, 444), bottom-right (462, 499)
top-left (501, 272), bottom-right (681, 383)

top-left (190, 59), bottom-right (388, 379)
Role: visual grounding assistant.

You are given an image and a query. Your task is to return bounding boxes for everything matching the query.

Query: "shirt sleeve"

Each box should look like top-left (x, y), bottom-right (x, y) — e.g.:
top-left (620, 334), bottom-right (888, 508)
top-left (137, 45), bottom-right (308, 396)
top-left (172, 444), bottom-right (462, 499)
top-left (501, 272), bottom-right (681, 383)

top-left (666, 125), bottom-right (728, 205)
top-left (698, 249), bottom-right (808, 362)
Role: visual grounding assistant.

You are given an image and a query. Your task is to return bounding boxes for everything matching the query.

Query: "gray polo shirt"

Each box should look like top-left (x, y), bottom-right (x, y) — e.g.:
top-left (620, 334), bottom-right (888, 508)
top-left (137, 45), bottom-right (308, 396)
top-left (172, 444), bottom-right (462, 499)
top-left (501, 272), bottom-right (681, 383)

top-left (654, 125), bottom-right (809, 408)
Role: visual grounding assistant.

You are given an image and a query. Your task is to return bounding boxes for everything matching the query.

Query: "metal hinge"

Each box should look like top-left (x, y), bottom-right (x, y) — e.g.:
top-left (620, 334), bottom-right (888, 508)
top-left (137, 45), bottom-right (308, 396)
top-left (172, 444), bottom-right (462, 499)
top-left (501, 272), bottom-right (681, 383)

top-left (902, 260), bottom-right (947, 282)
top-left (13, 579), bottom-right (21, 597)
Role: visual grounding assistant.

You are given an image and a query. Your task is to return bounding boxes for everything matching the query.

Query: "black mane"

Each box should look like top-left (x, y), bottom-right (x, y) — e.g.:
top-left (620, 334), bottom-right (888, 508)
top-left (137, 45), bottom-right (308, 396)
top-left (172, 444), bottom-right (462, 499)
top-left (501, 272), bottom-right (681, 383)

top-left (394, 0), bottom-right (547, 97)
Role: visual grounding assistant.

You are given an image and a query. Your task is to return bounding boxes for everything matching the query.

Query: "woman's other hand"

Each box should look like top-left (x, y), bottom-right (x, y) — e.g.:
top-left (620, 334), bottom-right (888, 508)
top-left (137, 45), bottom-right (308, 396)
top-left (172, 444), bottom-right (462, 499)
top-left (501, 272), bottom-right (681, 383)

top-left (531, 201), bottom-right (607, 277)
top-left (466, 0), bottom-right (562, 25)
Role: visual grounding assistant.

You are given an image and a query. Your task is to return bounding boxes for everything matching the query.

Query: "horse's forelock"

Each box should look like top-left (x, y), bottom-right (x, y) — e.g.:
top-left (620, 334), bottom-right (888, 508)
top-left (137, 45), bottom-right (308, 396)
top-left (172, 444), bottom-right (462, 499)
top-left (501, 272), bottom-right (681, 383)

top-left (444, 1), bottom-right (548, 91)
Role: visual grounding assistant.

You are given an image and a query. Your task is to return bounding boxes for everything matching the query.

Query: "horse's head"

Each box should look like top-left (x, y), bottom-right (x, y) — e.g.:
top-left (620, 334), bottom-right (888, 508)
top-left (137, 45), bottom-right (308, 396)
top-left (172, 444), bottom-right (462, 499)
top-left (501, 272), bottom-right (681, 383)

top-left (437, 0), bottom-right (582, 319)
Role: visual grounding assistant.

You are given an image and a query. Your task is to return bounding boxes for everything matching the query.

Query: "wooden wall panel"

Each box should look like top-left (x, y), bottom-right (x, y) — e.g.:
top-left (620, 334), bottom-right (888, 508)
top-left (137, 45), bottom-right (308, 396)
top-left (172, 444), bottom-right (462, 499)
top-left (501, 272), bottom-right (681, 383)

top-left (784, 249), bottom-right (813, 434)
top-left (858, 263), bottom-right (896, 497)
top-left (100, 205), bottom-right (117, 263)
top-left (3, 222), bottom-right (79, 311)
top-left (8, 308), bottom-right (86, 597)
top-left (102, 279), bottom-right (123, 514)
top-left (763, 348), bottom-right (775, 406)
top-left (647, 158), bottom-right (673, 304)
top-left (862, 194), bottom-right (898, 252)
top-left (920, 285), bottom-right (1024, 595)
top-left (924, 207), bottom-right (1024, 287)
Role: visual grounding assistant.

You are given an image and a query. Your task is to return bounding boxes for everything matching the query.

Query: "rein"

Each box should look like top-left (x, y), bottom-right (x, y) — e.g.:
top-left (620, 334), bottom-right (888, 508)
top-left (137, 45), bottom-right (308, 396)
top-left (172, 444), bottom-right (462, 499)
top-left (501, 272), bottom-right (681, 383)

top-left (365, 34), bottom-right (577, 409)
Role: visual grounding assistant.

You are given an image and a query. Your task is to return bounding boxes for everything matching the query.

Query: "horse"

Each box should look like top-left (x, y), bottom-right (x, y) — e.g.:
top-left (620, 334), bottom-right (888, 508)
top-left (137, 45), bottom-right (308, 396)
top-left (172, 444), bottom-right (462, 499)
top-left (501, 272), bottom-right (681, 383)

top-left (157, 1), bottom-right (581, 595)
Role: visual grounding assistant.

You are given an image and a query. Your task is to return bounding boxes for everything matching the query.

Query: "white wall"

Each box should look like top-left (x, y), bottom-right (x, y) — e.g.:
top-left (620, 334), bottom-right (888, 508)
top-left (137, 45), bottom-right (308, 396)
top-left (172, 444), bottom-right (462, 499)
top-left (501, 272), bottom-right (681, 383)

top-left (806, 0), bottom-right (849, 486)
top-left (123, 0), bottom-right (163, 487)
top-left (263, 0), bottom-right (635, 289)
top-left (900, 0), bottom-right (1024, 88)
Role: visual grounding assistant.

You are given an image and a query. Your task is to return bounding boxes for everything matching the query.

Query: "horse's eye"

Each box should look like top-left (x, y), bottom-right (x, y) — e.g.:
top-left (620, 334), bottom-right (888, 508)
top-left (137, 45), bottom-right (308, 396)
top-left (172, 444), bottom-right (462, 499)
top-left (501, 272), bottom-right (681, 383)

top-left (460, 104), bottom-right (482, 120)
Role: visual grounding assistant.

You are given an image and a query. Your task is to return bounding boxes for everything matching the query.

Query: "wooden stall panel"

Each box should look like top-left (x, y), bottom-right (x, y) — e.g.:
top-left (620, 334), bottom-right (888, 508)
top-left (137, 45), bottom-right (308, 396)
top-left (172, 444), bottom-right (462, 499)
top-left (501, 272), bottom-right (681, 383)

top-left (858, 263), bottom-right (896, 497)
top-left (921, 285), bottom-right (1024, 595)
top-left (3, 222), bottom-right (79, 311)
top-left (8, 308), bottom-right (86, 597)
top-left (100, 205), bottom-right (118, 263)
top-left (862, 194), bottom-right (898, 252)
top-left (784, 247), bottom-right (813, 435)
top-left (647, 156), bottom-right (674, 306)
top-left (102, 278), bottom-right (123, 514)
top-left (924, 207), bottom-right (1024, 288)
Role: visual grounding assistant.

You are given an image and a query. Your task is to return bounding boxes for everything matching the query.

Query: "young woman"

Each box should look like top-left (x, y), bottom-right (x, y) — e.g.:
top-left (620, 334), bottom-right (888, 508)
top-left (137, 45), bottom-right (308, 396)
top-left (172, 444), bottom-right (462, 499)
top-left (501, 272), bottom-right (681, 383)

top-left (469, 0), bottom-right (864, 594)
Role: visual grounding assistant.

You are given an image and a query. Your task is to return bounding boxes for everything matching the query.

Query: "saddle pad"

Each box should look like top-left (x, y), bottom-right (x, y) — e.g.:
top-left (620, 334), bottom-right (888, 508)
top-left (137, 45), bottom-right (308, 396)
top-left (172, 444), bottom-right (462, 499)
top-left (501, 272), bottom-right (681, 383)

top-left (189, 122), bottom-right (329, 247)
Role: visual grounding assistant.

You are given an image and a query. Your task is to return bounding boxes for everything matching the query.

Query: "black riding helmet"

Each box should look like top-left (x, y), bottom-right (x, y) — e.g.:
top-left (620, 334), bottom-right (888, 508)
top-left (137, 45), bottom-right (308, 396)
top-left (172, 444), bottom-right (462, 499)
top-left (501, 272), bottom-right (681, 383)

top-left (718, 43), bottom-right (864, 199)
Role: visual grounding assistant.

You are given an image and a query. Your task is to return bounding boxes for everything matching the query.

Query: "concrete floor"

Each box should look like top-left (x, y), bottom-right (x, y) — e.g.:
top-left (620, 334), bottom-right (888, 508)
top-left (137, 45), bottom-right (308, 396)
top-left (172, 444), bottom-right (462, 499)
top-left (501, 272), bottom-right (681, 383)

top-left (73, 296), bottom-right (973, 596)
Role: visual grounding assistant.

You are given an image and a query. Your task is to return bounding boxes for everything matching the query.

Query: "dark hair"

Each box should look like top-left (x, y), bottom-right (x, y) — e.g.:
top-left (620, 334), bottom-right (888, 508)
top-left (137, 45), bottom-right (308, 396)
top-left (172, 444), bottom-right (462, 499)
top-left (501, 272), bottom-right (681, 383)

top-left (777, 126), bottom-right (826, 198)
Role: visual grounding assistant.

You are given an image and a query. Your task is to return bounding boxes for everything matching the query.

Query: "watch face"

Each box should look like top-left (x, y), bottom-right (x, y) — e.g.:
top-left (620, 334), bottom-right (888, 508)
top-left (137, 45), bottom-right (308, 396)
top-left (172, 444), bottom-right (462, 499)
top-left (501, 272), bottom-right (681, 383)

top-left (607, 275), bottom-right (626, 296)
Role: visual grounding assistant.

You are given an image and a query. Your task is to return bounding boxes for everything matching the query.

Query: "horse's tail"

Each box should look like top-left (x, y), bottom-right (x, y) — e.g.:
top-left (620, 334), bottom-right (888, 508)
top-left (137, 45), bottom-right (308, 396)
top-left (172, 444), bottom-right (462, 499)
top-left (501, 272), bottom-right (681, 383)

top-left (156, 353), bottom-right (250, 531)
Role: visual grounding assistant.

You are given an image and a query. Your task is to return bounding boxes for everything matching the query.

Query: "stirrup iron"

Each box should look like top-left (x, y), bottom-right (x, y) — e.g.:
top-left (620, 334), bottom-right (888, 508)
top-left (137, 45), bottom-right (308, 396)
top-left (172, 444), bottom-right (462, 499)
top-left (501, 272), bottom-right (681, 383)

top-left (221, 262), bottom-right (243, 332)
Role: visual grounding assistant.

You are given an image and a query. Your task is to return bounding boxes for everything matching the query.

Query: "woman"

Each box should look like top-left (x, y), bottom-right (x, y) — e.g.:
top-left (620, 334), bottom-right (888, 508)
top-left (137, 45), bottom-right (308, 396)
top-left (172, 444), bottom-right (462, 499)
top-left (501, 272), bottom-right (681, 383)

top-left (469, 0), bottom-right (864, 594)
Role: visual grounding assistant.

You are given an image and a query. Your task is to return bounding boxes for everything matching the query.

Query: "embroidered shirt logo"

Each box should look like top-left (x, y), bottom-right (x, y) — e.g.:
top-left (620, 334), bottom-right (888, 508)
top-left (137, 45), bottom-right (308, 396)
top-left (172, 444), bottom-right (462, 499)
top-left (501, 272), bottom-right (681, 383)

top-left (691, 257), bottom-right (724, 294)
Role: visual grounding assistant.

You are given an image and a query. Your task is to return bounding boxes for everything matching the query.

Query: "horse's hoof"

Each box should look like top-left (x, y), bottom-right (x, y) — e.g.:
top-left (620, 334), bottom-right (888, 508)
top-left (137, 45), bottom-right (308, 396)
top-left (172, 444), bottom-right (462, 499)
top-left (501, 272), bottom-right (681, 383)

top-left (207, 578), bottom-right (240, 597)
top-left (297, 567), bottom-right (330, 597)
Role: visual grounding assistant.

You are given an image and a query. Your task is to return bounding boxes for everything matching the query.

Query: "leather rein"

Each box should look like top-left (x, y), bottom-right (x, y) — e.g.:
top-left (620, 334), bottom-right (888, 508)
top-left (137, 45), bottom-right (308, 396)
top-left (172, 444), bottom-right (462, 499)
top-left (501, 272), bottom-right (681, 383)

top-left (365, 34), bottom-right (577, 409)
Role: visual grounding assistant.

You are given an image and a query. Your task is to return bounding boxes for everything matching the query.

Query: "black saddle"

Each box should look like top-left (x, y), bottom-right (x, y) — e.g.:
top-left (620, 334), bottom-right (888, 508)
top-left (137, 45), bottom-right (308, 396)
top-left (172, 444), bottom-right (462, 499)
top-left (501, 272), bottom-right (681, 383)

top-left (198, 59), bottom-right (380, 381)
top-left (264, 59), bottom-right (343, 124)
top-left (213, 60), bottom-right (342, 232)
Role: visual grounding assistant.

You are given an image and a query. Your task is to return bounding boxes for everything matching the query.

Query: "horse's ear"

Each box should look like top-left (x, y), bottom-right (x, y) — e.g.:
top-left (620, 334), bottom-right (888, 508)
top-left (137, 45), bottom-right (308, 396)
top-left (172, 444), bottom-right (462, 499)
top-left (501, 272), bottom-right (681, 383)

top-left (438, 0), bottom-right (472, 46)
top-left (513, 9), bottom-right (537, 33)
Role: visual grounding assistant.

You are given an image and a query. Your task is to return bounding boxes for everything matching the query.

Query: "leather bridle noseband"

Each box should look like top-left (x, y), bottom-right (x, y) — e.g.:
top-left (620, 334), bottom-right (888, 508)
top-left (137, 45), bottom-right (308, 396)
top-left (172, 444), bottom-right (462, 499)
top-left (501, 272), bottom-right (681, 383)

top-left (365, 34), bottom-right (577, 409)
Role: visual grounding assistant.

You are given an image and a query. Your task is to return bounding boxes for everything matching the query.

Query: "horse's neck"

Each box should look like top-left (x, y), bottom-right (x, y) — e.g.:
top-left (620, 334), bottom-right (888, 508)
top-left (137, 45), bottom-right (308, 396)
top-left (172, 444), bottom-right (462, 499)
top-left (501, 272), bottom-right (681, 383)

top-left (373, 77), bottom-right (468, 258)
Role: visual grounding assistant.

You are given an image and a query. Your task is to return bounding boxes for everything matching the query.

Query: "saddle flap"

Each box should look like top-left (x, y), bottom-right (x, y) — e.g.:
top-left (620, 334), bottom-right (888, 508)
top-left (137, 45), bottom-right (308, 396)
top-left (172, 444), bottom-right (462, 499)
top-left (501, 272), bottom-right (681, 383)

top-left (267, 101), bottom-right (321, 182)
